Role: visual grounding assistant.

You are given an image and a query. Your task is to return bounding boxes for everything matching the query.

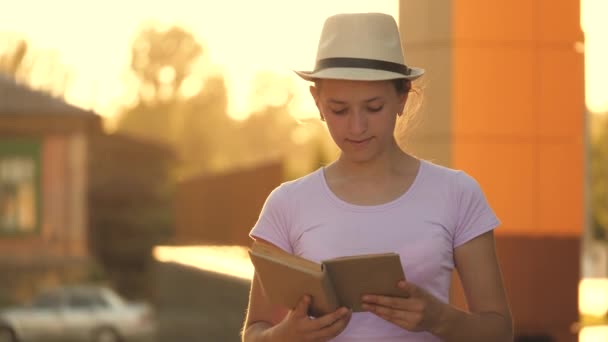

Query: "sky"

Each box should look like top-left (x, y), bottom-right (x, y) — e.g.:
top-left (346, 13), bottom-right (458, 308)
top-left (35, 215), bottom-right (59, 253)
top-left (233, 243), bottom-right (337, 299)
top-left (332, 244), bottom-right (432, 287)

top-left (0, 0), bottom-right (398, 120)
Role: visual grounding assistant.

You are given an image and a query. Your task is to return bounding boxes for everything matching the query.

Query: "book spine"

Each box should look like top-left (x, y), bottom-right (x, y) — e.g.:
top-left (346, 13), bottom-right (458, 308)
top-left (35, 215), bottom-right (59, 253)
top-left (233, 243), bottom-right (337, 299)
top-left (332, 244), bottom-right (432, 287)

top-left (320, 267), bottom-right (340, 313)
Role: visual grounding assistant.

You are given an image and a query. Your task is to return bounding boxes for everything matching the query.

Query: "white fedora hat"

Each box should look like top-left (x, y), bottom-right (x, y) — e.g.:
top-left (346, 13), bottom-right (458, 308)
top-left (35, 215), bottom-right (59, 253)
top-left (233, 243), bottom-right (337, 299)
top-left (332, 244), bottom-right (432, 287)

top-left (295, 13), bottom-right (424, 82)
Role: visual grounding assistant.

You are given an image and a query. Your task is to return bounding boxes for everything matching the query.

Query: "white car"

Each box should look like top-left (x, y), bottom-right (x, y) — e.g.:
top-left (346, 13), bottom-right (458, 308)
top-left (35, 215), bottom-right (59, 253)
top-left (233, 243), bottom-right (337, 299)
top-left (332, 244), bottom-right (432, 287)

top-left (0, 285), bottom-right (156, 342)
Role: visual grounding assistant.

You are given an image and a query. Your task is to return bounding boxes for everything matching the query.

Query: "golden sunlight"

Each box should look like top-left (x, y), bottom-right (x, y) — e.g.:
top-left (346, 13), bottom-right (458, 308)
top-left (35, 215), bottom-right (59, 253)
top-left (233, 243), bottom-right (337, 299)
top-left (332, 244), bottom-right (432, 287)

top-left (581, 0), bottom-right (608, 114)
top-left (579, 278), bottom-right (608, 317)
top-left (153, 245), bottom-right (254, 280)
top-left (0, 0), bottom-right (397, 121)
top-left (579, 325), bottom-right (608, 342)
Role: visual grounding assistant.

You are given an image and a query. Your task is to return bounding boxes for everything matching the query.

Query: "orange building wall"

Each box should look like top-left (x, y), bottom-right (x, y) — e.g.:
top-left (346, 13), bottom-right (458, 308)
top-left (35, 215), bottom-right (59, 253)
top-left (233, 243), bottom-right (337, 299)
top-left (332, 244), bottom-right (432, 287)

top-left (452, 0), bottom-right (585, 237)
top-left (400, 1), bottom-right (585, 340)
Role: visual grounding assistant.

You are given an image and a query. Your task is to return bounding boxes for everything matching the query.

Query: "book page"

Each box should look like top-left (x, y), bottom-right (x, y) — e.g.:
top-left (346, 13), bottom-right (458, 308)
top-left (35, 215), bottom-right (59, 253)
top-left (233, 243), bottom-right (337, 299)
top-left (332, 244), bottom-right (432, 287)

top-left (250, 242), bottom-right (321, 273)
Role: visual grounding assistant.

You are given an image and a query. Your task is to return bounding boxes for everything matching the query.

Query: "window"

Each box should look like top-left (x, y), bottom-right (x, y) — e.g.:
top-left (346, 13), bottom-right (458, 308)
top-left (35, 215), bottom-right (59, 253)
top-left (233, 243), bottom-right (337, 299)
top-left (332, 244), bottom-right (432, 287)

top-left (91, 293), bottom-right (110, 307)
top-left (68, 292), bottom-right (97, 309)
top-left (32, 292), bottom-right (62, 309)
top-left (0, 139), bottom-right (41, 234)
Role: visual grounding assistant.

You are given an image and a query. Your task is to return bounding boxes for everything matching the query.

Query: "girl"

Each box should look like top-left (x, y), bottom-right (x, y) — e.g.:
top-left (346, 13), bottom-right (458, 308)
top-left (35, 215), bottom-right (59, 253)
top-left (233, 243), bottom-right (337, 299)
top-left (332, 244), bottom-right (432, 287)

top-left (242, 12), bottom-right (512, 342)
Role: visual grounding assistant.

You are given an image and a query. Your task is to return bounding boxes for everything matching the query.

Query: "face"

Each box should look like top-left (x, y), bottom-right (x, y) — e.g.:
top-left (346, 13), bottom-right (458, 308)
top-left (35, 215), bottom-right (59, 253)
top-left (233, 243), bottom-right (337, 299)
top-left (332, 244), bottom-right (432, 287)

top-left (310, 79), bottom-right (407, 164)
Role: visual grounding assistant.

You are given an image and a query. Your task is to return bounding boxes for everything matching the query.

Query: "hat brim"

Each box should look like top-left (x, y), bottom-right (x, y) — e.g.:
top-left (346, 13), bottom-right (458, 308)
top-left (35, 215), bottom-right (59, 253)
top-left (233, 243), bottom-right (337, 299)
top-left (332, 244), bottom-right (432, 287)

top-left (294, 67), bottom-right (424, 82)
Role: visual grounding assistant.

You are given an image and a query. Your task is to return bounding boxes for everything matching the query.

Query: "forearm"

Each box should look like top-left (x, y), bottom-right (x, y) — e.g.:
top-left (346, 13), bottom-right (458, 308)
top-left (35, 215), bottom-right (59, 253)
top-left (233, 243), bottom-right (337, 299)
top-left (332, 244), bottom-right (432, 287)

top-left (431, 304), bottom-right (513, 342)
top-left (242, 321), bottom-right (276, 342)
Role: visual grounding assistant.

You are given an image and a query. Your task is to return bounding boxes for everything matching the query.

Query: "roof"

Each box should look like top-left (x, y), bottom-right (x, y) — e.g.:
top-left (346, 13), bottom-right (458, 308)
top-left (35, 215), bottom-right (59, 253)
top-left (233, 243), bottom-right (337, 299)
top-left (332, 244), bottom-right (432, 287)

top-left (0, 74), bottom-right (95, 116)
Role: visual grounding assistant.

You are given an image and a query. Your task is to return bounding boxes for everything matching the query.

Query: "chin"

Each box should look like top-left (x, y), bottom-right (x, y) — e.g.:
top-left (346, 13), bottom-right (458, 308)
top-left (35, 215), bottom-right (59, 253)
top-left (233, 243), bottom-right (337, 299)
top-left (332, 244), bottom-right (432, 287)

top-left (342, 152), bottom-right (378, 164)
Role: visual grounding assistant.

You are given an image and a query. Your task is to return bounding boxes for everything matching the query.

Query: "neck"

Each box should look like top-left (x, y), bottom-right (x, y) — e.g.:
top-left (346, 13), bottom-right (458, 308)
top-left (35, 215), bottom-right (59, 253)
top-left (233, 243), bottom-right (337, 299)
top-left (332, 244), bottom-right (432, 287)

top-left (330, 140), bottom-right (416, 181)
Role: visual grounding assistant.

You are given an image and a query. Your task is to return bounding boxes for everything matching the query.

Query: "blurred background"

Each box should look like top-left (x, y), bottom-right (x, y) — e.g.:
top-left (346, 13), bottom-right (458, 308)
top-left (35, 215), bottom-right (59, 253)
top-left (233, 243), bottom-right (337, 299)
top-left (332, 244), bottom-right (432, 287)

top-left (0, 0), bottom-right (606, 342)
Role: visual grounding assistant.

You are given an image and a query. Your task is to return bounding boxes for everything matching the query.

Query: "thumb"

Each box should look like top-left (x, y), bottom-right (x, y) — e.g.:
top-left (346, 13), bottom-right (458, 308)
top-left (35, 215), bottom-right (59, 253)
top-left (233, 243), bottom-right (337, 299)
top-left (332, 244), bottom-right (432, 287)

top-left (398, 280), bottom-right (418, 297)
top-left (293, 295), bottom-right (311, 317)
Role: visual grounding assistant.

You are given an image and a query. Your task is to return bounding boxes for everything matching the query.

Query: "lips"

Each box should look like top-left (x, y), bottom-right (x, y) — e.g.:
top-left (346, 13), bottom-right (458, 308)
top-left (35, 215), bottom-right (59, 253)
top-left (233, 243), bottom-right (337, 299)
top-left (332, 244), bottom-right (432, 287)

top-left (346, 137), bottom-right (373, 146)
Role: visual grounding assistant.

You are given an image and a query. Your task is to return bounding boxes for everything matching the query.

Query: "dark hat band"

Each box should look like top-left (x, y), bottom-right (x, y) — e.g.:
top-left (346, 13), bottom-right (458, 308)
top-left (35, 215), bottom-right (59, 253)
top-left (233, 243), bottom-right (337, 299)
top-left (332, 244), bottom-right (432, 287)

top-left (314, 57), bottom-right (411, 76)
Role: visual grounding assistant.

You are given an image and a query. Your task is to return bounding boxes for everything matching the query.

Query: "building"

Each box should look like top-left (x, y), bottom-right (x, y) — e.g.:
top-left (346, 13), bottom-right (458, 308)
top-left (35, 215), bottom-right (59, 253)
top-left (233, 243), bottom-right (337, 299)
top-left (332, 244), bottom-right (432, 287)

top-left (0, 75), bottom-right (102, 303)
top-left (0, 75), bottom-right (176, 304)
top-left (399, 1), bottom-right (584, 341)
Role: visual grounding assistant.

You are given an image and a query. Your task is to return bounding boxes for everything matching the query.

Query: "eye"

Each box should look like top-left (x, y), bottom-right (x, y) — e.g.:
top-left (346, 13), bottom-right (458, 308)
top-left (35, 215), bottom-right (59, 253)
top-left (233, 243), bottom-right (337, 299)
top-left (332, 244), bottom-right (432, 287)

top-left (367, 105), bottom-right (384, 112)
top-left (331, 108), bottom-right (348, 115)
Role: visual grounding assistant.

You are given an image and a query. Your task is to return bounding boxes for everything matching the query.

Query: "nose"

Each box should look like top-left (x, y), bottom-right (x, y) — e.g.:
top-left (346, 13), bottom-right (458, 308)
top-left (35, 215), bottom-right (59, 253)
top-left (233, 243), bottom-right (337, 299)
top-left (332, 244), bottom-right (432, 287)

top-left (349, 110), bottom-right (368, 136)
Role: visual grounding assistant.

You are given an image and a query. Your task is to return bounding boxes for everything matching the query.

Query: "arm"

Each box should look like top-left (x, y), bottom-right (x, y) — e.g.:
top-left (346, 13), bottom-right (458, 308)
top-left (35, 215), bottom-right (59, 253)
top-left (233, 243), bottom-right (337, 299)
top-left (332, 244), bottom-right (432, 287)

top-left (242, 240), bottom-right (352, 342)
top-left (241, 271), bottom-right (287, 342)
top-left (431, 230), bottom-right (513, 341)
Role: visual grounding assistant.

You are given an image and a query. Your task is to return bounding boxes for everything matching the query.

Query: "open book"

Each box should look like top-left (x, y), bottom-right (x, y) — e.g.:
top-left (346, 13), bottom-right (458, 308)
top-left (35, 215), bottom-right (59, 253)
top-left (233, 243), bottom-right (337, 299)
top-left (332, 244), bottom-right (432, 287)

top-left (248, 241), bottom-right (407, 317)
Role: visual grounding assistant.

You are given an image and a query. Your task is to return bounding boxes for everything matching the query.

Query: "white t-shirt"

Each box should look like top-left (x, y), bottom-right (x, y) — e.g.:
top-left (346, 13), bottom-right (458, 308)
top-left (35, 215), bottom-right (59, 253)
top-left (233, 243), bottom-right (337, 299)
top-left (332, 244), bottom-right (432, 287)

top-left (250, 159), bottom-right (500, 341)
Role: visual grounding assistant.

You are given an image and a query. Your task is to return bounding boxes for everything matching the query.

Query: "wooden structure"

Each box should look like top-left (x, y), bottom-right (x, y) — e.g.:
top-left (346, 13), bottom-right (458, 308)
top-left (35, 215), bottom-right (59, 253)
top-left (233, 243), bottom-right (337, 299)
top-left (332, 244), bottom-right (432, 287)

top-left (174, 161), bottom-right (283, 247)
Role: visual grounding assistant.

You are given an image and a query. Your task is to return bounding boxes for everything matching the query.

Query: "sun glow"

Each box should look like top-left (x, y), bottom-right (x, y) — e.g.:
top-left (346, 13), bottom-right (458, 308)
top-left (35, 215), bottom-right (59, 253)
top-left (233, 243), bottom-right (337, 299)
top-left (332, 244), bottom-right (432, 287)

top-left (153, 245), bottom-right (254, 280)
top-left (579, 278), bottom-right (608, 317)
top-left (579, 325), bottom-right (608, 342)
top-left (581, 0), bottom-right (608, 114)
top-left (0, 0), bottom-right (397, 121)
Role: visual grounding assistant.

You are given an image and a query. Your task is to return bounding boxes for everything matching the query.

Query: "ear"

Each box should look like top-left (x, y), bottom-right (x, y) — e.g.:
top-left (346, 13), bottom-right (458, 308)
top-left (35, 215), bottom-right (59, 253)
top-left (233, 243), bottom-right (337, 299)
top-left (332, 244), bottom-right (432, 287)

top-left (309, 85), bottom-right (325, 121)
top-left (397, 91), bottom-right (409, 115)
top-left (309, 85), bottom-right (320, 107)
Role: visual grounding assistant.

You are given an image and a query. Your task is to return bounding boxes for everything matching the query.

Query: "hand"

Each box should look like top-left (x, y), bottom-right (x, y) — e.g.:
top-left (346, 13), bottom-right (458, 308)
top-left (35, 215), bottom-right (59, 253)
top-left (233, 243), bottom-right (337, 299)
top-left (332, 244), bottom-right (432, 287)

top-left (272, 295), bottom-right (352, 342)
top-left (361, 280), bottom-right (445, 333)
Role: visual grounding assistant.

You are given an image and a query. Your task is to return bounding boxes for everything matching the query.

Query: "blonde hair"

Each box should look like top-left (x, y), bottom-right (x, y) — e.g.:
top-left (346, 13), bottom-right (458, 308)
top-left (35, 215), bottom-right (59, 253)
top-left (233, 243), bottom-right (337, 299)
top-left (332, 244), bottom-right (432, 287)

top-left (396, 82), bottom-right (425, 149)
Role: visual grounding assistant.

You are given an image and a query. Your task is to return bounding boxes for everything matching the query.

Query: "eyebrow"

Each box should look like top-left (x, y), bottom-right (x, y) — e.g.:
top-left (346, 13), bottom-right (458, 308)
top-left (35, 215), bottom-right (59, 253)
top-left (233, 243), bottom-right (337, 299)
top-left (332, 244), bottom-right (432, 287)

top-left (328, 96), bottom-right (383, 105)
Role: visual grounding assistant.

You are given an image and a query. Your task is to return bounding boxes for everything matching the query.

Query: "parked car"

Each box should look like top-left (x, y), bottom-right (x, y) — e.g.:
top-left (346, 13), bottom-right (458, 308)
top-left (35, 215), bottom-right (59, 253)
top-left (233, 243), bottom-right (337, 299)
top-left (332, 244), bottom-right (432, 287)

top-left (0, 285), bottom-right (156, 342)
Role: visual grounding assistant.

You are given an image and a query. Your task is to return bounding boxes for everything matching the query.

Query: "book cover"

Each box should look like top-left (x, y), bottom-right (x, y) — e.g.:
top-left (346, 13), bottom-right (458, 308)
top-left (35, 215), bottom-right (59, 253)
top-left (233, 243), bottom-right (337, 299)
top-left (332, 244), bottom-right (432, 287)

top-left (248, 241), bottom-right (406, 316)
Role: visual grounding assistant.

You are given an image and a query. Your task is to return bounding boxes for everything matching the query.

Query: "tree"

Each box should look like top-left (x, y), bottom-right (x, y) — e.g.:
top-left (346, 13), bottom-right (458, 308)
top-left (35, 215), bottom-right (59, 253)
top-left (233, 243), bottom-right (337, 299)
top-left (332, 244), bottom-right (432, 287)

top-left (591, 114), bottom-right (608, 240)
top-left (0, 36), bottom-right (27, 75)
top-left (130, 25), bottom-right (203, 104)
top-left (236, 72), bottom-right (297, 166)
top-left (116, 24), bottom-right (207, 144)
top-left (177, 75), bottom-right (237, 177)
top-left (116, 23), bottom-right (244, 178)
top-left (0, 34), bottom-right (71, 96)
top-left (115, 24), bottom-right (337, 182)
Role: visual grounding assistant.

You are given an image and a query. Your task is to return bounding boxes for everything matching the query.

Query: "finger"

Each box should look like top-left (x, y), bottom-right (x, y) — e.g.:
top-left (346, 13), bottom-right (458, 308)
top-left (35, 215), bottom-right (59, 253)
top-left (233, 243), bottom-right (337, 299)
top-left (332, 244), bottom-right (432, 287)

top-left (308, 309), bottom-right (352, 340)
top-left (399, 280), bottom-right (419, 297)
top-left (365, 302), bottom-right (421, 321)
top-left (292, 295), bottom-right (311, 318)
top-left (370, 306), bottom-right (421, 329)
top-left (362, 294), bottom-right (408, 310)
top-left (363, 295), bottom-right (424, 313)
top-left (308, 307), bottom-right (350, 330)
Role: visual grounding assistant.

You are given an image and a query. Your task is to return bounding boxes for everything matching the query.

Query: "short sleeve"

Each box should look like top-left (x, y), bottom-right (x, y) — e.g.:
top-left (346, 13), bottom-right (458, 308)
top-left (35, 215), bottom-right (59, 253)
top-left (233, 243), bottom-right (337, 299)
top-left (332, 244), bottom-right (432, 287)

top-left (453, 172), bottom-right (501, 248)
top-left (249, 184), bottom-right (294, 253)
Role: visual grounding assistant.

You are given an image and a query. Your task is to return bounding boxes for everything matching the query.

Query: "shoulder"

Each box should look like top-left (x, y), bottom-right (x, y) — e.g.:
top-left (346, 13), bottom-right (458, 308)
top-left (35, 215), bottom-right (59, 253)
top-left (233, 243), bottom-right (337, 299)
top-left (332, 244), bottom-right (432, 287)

top-left (267, 167), bottom-right (324, 200)
top-left (256, 168), bottom-right (324, 229)
top-left (420, 160), bottom-right (477, 186)
top-left (418, 160), bottom-right (485, 197)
